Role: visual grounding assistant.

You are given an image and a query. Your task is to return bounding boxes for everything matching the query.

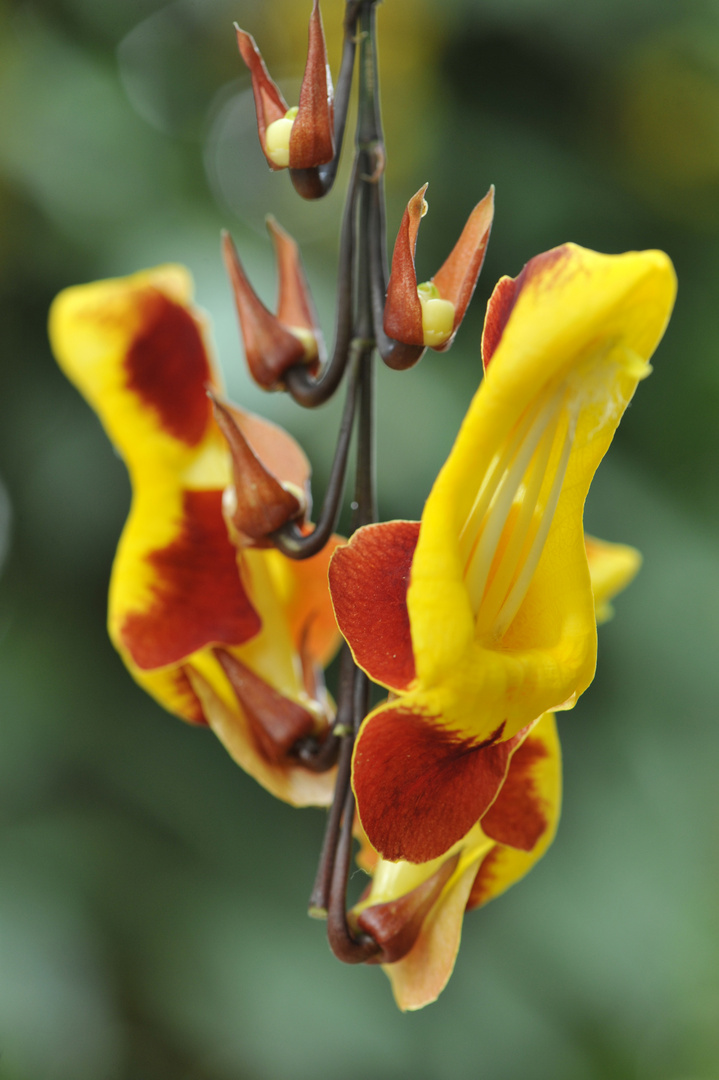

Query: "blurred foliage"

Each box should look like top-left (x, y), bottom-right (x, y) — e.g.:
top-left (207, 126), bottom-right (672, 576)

top-left (1, 0), bottom-right (719, 1076)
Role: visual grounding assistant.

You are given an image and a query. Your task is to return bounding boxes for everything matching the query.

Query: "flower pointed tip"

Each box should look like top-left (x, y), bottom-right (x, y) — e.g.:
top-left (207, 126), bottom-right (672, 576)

top-left (288, 0), bottom-right (335, 169)
top-left (409, 183), bottom-right (430, 214)
top-left (212, 401), bottom-right (305, 545)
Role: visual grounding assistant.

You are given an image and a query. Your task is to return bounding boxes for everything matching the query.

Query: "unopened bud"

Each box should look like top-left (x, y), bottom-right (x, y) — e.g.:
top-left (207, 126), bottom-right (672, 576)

top-left (385, 185), bottom-right (494, 353)
top-left (211, 394), bottom-right (306, 546)
top-left (236, 1), bottom-right (333, 175)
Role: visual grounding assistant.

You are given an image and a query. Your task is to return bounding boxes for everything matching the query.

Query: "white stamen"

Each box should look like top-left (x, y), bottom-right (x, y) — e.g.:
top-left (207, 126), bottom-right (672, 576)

top-left (473, 416), bottom-right (557, 638)
top-left (492, 411), bottom-right (575, 639)
top-left (458, 400), bottom-right (540, 565)
top-left (463, 390), bottom-right (563, 615)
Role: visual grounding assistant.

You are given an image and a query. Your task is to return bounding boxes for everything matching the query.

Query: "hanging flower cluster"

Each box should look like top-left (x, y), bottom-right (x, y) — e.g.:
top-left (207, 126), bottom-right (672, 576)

top-left (49, 0), bottom-right (676, 1010)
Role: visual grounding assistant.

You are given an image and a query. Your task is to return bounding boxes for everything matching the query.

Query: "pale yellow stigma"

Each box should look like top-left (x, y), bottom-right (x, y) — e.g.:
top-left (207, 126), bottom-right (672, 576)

top-left (417, 280), bottom-right (455, 348)
top-left (265, 107), bottom-right (299, 168)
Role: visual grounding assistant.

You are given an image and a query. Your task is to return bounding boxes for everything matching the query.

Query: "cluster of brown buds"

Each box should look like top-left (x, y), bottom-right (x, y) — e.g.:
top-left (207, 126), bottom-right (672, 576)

top-left (223, 0), bottom-right (494, 963)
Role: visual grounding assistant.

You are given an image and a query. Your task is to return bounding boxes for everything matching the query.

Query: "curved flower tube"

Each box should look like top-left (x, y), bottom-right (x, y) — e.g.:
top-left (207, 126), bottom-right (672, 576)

top-left (330, 243), bottom-right (676, 862)
top-left (49, 265), bottom-right (340, 806)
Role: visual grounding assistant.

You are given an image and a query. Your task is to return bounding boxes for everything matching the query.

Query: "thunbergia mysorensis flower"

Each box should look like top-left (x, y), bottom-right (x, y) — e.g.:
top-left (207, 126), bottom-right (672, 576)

top-left (236, 0), bottom-right (334, 172)
top-left (222, 221), bottom-right (324, 391)
top-left (344, 536), bottom-right (640, 1010)
top-left (49, 265), bottom-right (340, 806)
top-left (384, 184), bottom-right (494, 350)
top-left (330, 243), bottom-right (676, 865)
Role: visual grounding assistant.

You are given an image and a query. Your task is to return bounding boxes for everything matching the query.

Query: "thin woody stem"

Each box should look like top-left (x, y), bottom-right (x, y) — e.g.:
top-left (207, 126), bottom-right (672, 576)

top-left (272, 348), bottom-right (361, 559)
top-left (284, 157), bottom-right (361, 408)
top-left (326, 667), bottom-right (379, 962)
top-left (307, 646), bottom-right (358, 912)
top-left (320, 0), bottom-right (383, 965)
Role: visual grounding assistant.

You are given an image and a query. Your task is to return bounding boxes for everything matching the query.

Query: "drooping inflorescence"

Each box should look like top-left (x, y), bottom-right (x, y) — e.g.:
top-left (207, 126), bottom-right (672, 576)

top-left (49, 0), bottom-right (675, 1010)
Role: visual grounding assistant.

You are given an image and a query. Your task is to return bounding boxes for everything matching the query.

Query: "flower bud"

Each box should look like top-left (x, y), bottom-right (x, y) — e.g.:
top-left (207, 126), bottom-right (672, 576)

top-left (210, 395), bottom-right (308, 547)
top-left (350, 851), bottom-right (460, 964)
top-left (236, 1), bottom-right (334, 172)
top-left (215, 649), bottom-right (324, 766)
top-left (384, 185), bottom-right (495, 352)
top-left (222, 221), bottom-right (323, 390)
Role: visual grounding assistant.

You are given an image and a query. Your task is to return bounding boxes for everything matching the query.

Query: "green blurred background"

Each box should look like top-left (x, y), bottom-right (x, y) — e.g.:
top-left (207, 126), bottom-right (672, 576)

top-left (2, 0), bottom-right (719, 1076)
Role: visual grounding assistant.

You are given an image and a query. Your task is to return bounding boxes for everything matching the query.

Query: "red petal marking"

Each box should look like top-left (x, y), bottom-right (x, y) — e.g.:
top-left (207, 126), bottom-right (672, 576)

top-left (124, 288), bottom-right (212, 446)
top-left (176, 666), bottom-right (208, 725)
top-left (353, 708), bottom-right (522, 863)
top-left (289, 0), bottom-right (335, 169)
top-left (235, 26), bottom-right (288, 169)
top-left (384, 186), bottom-right (427, 346)
top-left (480, 735), bottom-right (549, 851)
top-left (328, 521), bottom-right (419, 691)
top-left (465, 846), bottom-right (502, 911)
top-left (216, 648), bottom-right (317, 764)
top-left (222, 232), bottom-right (309, 390)
top-left (481, 245), bottom-right (572, 369)
top-left (356, 853), bottom-right (460, 965)
top-left (211, 396), bottom-right (303, 544)
top-left (267, 217), bottom-right (322, 343)
top-left (431, 187), bottom-right (494, 352)
top-left (121, 490), bottom-right (261, 670)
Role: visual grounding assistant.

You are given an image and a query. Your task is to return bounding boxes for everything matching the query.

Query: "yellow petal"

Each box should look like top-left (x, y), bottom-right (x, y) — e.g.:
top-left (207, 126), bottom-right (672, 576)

top-left (585, 534), bottom-right (642, 623)
top-left (468, 712), bottom-right (562, 908)
top-left (407, 244), bottom-right (676, 742)
top-left (49, 266), bottom-right (225, 480)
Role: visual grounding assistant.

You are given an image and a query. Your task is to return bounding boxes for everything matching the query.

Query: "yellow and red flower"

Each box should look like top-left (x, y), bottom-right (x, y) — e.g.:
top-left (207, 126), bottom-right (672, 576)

top-left (330, 242), bottom-right (676, 864)
top-left (346, 535), bottom-right (642, 1011)
top-left (350, 711), bottom-right (561, 1010)
top-left (49, 265), bottom-right (340, 806)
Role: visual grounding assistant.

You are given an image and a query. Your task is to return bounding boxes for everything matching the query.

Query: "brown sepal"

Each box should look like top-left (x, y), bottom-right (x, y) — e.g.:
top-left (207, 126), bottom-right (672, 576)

top-left (383, 185), bottom-right (427, 346)
top-left (289, 0), bottom-right (335, 169)
top-left (210, 395), bottom-right (304, 547)
top-left (354, 853), bottom-right (460, 965)
top-left (267, 216), bottom-right (323, 366)
top-left (431, 186), bottom-right (494, 352)
top-left (216, 648), bottom-right (318, 764)
top-left (384, 185), bottom-right (495, 352)
top-left (222, 231), bottom-right (309, 390)
top-left (235, 25), bottom-right (288, 171)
